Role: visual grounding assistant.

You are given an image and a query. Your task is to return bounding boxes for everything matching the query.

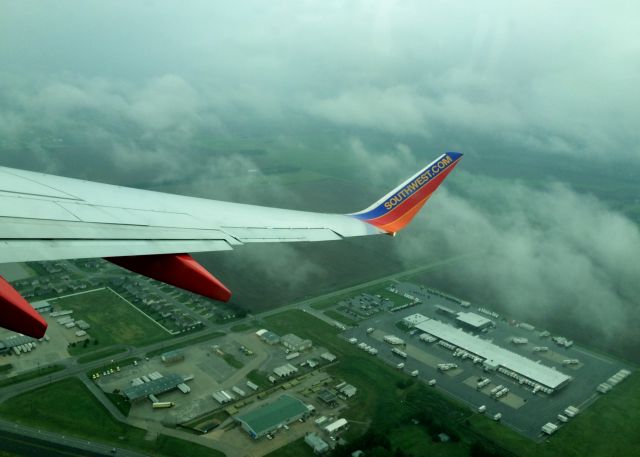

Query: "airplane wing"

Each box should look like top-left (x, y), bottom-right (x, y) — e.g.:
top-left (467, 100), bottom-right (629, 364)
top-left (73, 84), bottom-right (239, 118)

top-left (0, 152), bottom-right (462, 337)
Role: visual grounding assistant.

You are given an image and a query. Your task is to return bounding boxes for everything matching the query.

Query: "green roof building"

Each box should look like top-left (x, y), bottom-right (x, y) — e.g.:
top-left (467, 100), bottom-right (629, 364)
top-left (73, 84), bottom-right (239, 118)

top-left (235, 394), bottom-right (309, 439)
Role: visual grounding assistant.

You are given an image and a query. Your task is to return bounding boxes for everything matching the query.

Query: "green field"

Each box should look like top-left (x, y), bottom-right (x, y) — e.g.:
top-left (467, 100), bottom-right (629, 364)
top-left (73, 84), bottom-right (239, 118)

top-left (0, 378), bottom-right (224, 457)
top-left (77, 347), bottom-right (127, 364)
top-left (246, 369), bottom-right (272, 390)
top-left (50, 288), bottom-right (171, 354)
top-left (265, 437), bottom-right (314, 457)
top-left (222, 353), bottom-right (243, 369)
top-left (389, 424), bottom-right (468, 457)
top-left (145, 331), bottom-right (225, 358)
top-left (324, 309), bottom-right (359, 326)
top-left (468, 373), bottom-right (640, 457)
top-left (0, 364), bottom-right (64, 388)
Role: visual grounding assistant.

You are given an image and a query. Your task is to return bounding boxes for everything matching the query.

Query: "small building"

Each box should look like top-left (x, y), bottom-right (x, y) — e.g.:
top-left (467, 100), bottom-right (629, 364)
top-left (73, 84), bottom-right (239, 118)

top-left (282, 334), bottom-right (312, 352)
top-left (256, 329), bottom-right (281, 345)
top-left (436, 305), bottom-right (458, 317)
top-left (235, 394), bottom-right (309, 439)
top-left (320, 352), bottom-right (337, 363)
top-left (305, 433), bottom-right (329, 454)
top-left (317, 389), bottom-right (338, 406)
top-left (273, 364), bottom-right (298, 378)
top-left (76, 320), bottom-right (91, 330)
top-left (402, 313), bottom-right (429, 327)
top-left (541, 422), bottom-right (558, 435)
top-left (325, 418), bottom-right (348, 435)
top-left (31, 300), bottom-right (52, 314)
top-left (123, 373), bottom-right (187, 402)
top-left (456, 312), bottom-right (492, 331)
top-left (340, 384), bottom-right (357, 398)
top-left (161, 349), bottom-right (185, 365)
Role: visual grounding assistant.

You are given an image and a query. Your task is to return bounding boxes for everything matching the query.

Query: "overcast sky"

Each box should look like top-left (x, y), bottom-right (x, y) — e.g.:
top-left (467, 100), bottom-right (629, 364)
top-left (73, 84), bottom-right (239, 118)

top-left (1, 0), bottom-right (639, 171)
top-left (2, 1), bottom-right (640, 350)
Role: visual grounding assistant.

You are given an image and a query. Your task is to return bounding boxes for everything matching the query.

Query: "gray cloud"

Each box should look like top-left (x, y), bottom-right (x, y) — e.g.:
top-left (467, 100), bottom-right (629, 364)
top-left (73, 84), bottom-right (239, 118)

top-left (395, 174), bottom-right (640, 340)
top-left (1, 2), bottom-right (640, 354)
top-left (2, 1), bottom-right (638, 160)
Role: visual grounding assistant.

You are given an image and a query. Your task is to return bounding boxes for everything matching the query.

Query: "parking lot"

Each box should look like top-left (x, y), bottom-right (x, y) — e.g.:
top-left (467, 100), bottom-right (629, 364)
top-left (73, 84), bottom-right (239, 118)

top-left (339, 283), bottom-right (633, 440)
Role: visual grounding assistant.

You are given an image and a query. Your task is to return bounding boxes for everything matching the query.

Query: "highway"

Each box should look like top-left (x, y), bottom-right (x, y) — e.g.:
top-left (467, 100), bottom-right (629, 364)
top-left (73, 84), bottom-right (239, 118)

top-left (0, 419), bottom-right (146, 457)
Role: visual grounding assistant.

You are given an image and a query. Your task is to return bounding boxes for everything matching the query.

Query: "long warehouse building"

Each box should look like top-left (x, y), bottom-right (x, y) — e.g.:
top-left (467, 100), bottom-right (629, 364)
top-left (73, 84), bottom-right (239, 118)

top-left (415, 319), bottom-right (571, 391)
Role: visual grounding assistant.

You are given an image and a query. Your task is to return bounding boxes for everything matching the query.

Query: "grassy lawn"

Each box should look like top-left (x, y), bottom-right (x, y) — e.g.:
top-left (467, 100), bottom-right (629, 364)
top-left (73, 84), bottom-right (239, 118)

top-left (222, 353), bottom-right (243, 369)
top-left (145, 331), bottom-right (225, 358)
top-left (469, 372), bottom-right (640, 457)
top-left (0, 364), bottom-right (65, 388)
top-left (51, 288), bottom-right (170, 354)
top-left (230, 321), bottom-right (260, 333)
top-left (389, 424), bottom-right (468, 457)
top-left (265, 437), bottom-right (315, 457)
top-left (105, 392), bottom-right (132, 416)
top-left (246, 369), bottom-right (272, 390)
top-left (77, 347), bottom-right (127, 364)
top-left (0, 378), bottom-right (225, 457)
top-left (324, 310), bottom-right (359, 326)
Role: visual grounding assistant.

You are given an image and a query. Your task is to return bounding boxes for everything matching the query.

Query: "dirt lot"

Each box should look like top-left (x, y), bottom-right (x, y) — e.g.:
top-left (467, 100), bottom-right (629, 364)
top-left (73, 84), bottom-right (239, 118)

top-left (0, 314), bottom-right (77, 374)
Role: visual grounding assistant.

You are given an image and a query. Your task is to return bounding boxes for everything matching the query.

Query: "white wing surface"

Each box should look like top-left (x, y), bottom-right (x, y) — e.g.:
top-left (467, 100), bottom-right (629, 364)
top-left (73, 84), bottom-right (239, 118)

top-left (0, 152), bottom-right (462, 338)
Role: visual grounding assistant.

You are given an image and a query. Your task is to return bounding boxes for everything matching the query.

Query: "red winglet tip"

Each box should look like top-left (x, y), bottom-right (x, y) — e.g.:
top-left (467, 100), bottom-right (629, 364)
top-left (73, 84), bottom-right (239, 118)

top-left (106, 254), bottom-right (232, 303)
top-left (0, 276), bottom-right (48, 338)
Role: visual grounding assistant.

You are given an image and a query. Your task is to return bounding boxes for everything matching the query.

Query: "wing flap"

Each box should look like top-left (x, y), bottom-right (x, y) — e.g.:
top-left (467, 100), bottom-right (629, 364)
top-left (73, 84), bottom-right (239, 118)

top-left (0, 239), bottom-right (233, 263)
top-left (222, 226), bottom-right (343, 242)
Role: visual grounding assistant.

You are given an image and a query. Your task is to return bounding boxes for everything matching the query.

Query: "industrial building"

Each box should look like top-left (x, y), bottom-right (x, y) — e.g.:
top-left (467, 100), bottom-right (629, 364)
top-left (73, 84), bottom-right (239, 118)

top-left (123, 373), bottom-right (188, 402)
top-left (455, 312), bottom-right (493, 331)
top-left (282, 333), bottom-right (313, 352)
top-left (0, 335), bottom-right (35, 354)
top-left (161, 349), bottom-right (185, 365)
top-left (256, 329), bottom-right (281, 345)
top-left (235, 394), bottom-right (309, 439)
top-left (320, 352), bottom-right (336, 362)
top-left (325, 418), bottom-right (348, 435)
top-left (31, 300), bottom-right (52, 314)
top-left (402, 313), bottom-right (429, 327)
top-left (338, 383), bottom-right (357, 398)
top-left (273, 363), bottom-right (298, 378)
top-left (415, 319), bottom-right (572, 392)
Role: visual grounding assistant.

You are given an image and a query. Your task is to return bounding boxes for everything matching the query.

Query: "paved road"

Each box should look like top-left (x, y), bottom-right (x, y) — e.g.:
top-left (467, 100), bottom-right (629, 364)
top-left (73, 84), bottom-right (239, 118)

top-left (0, 419), bottom-right (147, 457)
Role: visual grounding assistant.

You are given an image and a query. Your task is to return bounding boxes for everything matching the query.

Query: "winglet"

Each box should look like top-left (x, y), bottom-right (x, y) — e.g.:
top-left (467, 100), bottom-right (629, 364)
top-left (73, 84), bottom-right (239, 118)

top-left (350, 152), bottom-right (462, 233)
top-left (0, 275), bottom-right (48, 338)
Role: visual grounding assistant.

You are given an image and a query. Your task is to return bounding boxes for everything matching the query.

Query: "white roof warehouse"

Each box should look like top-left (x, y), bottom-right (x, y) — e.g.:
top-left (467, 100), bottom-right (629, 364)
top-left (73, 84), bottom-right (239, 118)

top-left (415, 319), bottom-right (571, 391)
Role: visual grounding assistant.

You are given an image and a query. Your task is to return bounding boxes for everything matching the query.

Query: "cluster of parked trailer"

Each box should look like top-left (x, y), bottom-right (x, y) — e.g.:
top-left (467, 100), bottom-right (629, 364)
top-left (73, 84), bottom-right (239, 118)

top-left (11, 342), bottom-right (37, 355)
top-left (452, 348), bottom-right (483, 364)
top-left (356, 341), bottom-right (378, 355)
top-left (489, 384), bottom-right (510, 399)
